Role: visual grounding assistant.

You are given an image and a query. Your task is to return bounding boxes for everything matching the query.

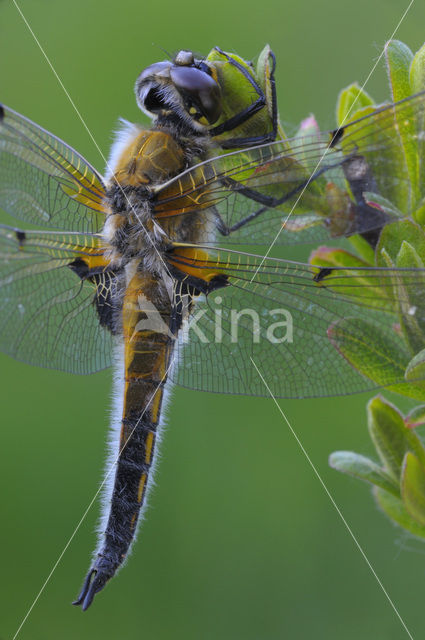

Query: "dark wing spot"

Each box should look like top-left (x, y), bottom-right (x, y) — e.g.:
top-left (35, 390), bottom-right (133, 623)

top-left (206, 274), bottom-right (229, 292)
top-left (313, 267), bottom-right (333, 283)
top-left (68, 257), bottom-right (90, 280)
top-left (0, 104), bottom-right (4, 121)
top-left (169, 264), bottom-right (229, 296)
top-left (15, 230), bottom-right (26, 246)
top-left (329, 127), bottom-right (344, 148)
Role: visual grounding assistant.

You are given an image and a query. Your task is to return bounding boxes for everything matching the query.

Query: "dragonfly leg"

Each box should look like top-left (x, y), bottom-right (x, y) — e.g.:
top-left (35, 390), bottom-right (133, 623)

top-left (215, 205), bottom-right (269, 236)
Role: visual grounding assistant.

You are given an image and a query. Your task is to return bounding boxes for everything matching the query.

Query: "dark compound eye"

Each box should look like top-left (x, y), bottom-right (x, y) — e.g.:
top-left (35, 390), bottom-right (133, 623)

top-left (170, 65), bottom-right (221, 124)
top-left (197, 61), bottom-right (213, 76)
top-left (137, 61), bottom-right (172, 84)
top-left (136, 61), bottom-right (172, 114)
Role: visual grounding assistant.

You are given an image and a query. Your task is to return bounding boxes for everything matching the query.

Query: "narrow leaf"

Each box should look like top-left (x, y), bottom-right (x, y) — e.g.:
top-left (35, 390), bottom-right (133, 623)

top-left (328, 318), bottom-right (425, 398)
top-left (368, 396), bottom-right (425, 476)
top-left (329, 451), bottom-right (399, 496)
top-left (374, 486), bottom-right (425, 539)
top-left (385, 40), bottom-right (419, 210)
top-left (405, 404), bottom-right (425, 428)
top-left (385, 40), bottom-right (414, 101)
top-left (362, 192), bottom-right (402, 220)
top-left (367, 396), bottom-right (408, 479)
top-left (401, 452), bottom-right (425, 526)
top-left (405, 349), bottom-right (425, 385)
top-left (410, 42), bottom-right (425, 94)
top-left (336, 83), bottom-right (374, 126)
top-left (377, 220), bottom-right (425, 266)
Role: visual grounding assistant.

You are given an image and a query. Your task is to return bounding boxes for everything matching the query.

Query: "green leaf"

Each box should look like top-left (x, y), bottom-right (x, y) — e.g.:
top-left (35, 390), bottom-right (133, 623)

top-left (395, 242), bottom-right (425, 353)
top-left (336, 83), bottom-right (374, 126)
top-left (405, 404), bottom-right (425, 428)
top-left (396, 240), bottom-right (424, 269)
top-left (347, 234), bottom-right (376, 264)
top-left (385, 40), bottom-right (414, 101)
top-left (376, 221), bottom-right (425, 354)
top-left (328, 318), bottom-right (423, 397)
top-left (414, 196), bottom-right (425, 227)
top-left (362, 192), bottom-right (403, 220)
top-left (374, 486), bottom-right (425, 539)
top-left (406, 349), bottom-right (425, 384)
top-left (310, 247), bottom-right (386, 302)
top-left (410, 41), bottom-right (425, 95)
top-left (367, 396), bottom-right (409, 479)
top-left (401, 452), bottom-right (425, 526)
top-left (293, 115), bottom-right (322, 168)
top-left (339, 104), bottom-right (376, 127)
top-left (385, 40), bottom-right (419, 211)
top-left (310, 246), bottom-right (371, 268)
top-left (295, 114), bottom-right (319, 138)
top-left (377, 219), bottom-right (425, 267)
top-left (329, 451), bottom-right (399, 496)
top-left (368, 396), bottom-right (425, 478)
top-left (410, 43), bottom-right (425, 221)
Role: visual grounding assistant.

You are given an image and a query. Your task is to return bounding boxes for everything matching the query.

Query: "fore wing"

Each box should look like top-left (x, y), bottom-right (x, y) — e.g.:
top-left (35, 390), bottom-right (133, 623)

top-left (0, 104), bottom-right (107, 232)
top-left (152, 91), bottom-right (425, 246)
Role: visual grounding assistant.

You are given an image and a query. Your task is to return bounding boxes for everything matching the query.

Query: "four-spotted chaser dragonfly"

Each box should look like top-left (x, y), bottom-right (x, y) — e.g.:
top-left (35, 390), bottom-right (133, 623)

top-left (2, 45), bottom-right (425, 610)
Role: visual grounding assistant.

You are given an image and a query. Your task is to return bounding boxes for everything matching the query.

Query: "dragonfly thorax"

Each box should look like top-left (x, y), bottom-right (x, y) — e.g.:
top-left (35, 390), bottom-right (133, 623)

top-left (102, 120), bottom-right (213, 269)
top-left (101, 201), bottom-right (170, 273)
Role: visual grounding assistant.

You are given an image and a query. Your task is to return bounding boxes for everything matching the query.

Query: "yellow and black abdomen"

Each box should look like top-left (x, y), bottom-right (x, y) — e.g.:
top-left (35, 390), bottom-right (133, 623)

top-left (74, 265), bottom-right (176, 609)
top-left (74, 125), bottom-right (200, 610)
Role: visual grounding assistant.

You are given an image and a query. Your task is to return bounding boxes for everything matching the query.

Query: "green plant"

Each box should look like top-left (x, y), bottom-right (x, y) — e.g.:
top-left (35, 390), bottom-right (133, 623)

top-left (327, 39), bottom-right (425, 539)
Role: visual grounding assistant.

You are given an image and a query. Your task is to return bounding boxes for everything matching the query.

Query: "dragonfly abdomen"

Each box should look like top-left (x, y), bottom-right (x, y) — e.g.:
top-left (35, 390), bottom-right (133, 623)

top-left (74, 268), bottom-right (176, 610)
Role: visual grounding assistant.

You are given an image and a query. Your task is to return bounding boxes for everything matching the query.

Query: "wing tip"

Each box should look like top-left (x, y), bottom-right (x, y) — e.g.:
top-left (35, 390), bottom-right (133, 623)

top-left (0, 104), bottom-right (4, 121)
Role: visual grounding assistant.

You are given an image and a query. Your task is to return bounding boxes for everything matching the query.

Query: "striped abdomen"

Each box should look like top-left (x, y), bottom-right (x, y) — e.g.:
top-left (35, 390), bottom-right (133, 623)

top-left (74, 267), bottom-right (174, 609)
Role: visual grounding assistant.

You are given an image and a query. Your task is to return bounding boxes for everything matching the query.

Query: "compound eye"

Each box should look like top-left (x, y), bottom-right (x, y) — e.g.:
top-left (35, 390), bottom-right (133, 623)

top-left (170, 65), bottom-right (222, 124)
top-left (137, 61), bottom-right (171, 84)
top-left (135, 61), bottom-right (172, 114)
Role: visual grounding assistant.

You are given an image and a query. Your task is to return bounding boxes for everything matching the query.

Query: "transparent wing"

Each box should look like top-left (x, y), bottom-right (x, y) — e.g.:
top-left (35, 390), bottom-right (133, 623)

top-left (153, 91), bottom-right (425, 246)
top-left (167, 246), bottom-right (425, 398)
top-left (0, 225), bottom-right (114, 373)
top-left (0, 104), bottom-right (107, 232)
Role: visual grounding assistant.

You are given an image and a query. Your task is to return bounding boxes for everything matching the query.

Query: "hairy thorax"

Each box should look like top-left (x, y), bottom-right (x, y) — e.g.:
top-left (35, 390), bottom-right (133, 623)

top-left (101, 123), bottom-right (212, 275)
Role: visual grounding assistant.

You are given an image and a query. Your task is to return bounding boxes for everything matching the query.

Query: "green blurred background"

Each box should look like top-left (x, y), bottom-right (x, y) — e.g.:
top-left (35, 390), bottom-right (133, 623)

top-left (1, 1), bottom-right (425, 638)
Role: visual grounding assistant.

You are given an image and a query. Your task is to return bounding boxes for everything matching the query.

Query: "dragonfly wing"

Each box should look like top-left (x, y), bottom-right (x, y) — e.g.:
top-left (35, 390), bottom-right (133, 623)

top-left (153, 91), bottom-right (425, 246)
top-left (167, 246), bottom-right (424, 398)
top-left (0, 225), bottom-right (114, 373)
top-left (0, 104), bottom-right (107, 232)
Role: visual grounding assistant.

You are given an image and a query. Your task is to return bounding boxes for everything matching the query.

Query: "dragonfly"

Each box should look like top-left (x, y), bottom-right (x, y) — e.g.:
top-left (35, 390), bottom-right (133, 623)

top-left (2, 45), bottom-right (425, 610)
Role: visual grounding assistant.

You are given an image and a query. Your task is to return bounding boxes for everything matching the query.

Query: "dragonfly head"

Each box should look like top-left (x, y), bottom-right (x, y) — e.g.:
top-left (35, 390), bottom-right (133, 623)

top-left (136, 46), bottom-right (279, 145)
top-left (203, 45), bottom-right (279, 146)
top-left (135, 50), bottom-right (223, 132)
